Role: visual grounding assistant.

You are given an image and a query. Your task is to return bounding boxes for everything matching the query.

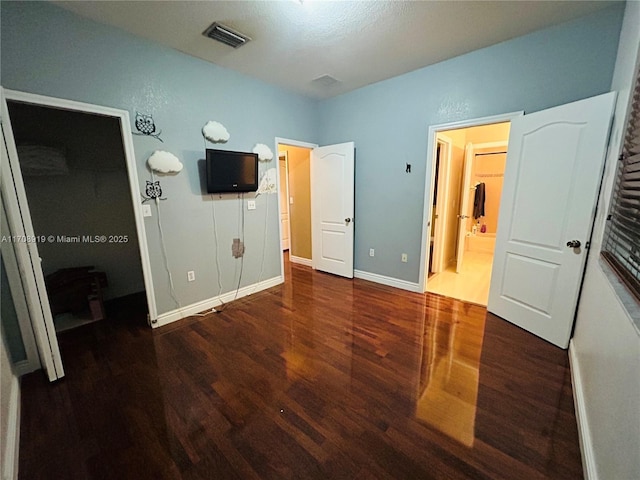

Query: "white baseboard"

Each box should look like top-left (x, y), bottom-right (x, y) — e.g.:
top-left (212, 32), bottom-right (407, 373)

top-left (14, 358), bottom-right (39, 377)
top-left (2, 374), bottom-right (20, 480)
top-left (290, 255), bottom-right (312, 267)
top-left (569, 340), bottom-right (598, 480)
top-left (354, 270), bottom-right (422, 293)
top-left (154, 275), bottom-right (283, 328)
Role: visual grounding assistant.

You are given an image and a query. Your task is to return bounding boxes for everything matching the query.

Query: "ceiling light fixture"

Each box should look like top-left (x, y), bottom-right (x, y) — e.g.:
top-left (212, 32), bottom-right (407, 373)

top-left (203, 22), bottom-right (251, 48)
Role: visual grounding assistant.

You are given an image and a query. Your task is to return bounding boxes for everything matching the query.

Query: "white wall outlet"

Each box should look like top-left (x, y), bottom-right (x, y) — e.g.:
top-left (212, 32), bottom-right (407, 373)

top-left (289, 196), bottom-right (294, 204)
top-left (369, 248), bottom-right (375, 257)
top-left (142, 204), bottom-right (152, 217)
top-left (247, 200), bottom-right (256, 210)
top-left (401, 253), bottom-right (408, 263)
top-left (187, 271), bottom-right (195, 282)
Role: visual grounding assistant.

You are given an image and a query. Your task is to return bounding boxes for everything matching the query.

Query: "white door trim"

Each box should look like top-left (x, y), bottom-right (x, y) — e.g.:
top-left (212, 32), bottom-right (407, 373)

top-left (3, 89), bottom-right (159, 322)
top-left (420, 111), bottom-right (524, 292)
top-left (274, 137), bottom-right (318, 279)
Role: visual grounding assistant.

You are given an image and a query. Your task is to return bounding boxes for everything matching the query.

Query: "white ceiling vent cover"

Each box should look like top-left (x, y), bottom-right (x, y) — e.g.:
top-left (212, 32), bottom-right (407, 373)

top-left (311, 75), bottom-right (340, 88)
top-left (203, 22), bottom-right (251, 48)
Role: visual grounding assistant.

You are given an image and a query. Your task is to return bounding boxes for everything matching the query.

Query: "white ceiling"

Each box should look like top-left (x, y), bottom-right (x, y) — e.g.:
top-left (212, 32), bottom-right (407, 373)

top-left (54, 1), bottom-right (619, 99)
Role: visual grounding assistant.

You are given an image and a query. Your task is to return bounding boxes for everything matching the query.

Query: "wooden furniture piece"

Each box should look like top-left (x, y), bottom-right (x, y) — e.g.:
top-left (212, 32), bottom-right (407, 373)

top-left (45, 266), bottom-right (107, 317)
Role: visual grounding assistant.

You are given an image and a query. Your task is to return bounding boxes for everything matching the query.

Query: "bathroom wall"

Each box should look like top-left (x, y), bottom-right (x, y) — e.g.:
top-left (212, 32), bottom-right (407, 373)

top-left (462, 123), bottom-right (511, 236)
top-left (468, 150), bottom-right (507, 235)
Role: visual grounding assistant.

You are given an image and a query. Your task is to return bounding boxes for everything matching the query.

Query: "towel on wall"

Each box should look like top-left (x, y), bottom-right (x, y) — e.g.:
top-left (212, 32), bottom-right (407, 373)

top-left (473, 182), bottom-right (485, 219)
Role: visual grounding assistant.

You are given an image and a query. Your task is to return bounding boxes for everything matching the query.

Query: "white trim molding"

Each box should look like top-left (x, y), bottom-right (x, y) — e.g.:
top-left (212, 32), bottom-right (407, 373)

top-left (569, 340), bottom-right (598, 480)
top-left (354, 270), bottom-right (422, 293)
top-left (290, 255), bottom-right (312, 267)
top-left (2, 374), bottom-right (20, 480)
top-left (154, 275), bottom-right (283, 328)
top-left (14, 359), bottom-right (38, 377)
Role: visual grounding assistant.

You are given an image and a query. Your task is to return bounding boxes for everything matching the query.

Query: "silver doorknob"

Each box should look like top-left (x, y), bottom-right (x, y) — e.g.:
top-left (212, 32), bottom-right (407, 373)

top-left (566, 240), bottom-right (581, 248)
top-left (457, 215), bottom-right (469, 219)
top-left (345, 218), bottom-right (352, 224)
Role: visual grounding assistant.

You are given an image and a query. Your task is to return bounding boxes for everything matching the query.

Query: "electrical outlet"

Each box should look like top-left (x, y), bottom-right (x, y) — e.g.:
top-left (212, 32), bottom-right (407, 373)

top-left (232, 238), bottom-right (245, 258)
top-left (401, 253), bottom-right (408, 263)
top-left (247, 200), bottom-right (256, 210)
top-left (187, 271), bottom-right (195, 282)
top-left (369, 248), bottom-right (375, 257)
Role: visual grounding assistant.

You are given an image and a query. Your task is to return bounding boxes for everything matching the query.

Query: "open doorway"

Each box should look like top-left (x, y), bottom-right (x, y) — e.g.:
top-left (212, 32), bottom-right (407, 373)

top-left (6, 100), bottom-right (149, 334)
top-left (425, 121), bottom-right (511, 305)
top-left (276, 141), bottom-right (314, 275)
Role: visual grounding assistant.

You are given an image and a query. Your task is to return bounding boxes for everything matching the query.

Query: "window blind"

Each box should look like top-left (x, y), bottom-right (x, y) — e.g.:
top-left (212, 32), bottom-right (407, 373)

top-left (602, 64), bottom-right (640, 301)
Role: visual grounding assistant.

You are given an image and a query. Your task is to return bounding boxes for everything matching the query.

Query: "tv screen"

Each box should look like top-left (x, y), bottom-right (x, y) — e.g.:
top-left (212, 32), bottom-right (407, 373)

top-left (206, 149), bottom-right (258, 194)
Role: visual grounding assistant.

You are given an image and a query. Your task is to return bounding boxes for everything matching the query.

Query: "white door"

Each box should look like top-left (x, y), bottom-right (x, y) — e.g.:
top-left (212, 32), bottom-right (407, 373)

top-left (279, 155), bottom-right (290, 250)
top-left (1, 90), bottom-right (64, 380)
top-left (456, 143), bottom-right (474, 273)
top-left (1, 197), bottom-right (41, 375)
top-left (488, 92), bottom-right (616, 348)
top-left (431, 136), bottom-right (453, 274)
top-left (311, 142), bottom-right (355, 278)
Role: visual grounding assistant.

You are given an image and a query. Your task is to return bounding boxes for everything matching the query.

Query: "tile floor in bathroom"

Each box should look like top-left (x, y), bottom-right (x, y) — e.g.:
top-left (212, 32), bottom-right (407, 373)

top-left (427, 251), bottom-right (494, 305)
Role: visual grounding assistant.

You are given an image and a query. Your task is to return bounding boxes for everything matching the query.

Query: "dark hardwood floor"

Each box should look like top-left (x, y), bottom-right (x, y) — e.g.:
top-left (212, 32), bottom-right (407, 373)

top-left (19, 258), bottom-right (583, 479)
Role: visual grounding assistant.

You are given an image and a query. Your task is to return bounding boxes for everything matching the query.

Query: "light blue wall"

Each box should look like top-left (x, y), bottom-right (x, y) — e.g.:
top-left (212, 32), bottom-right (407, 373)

top-left (318, 5), bottom-right (624, 283)
top-left (0, 1), bottom-right (625, 324)
top-left (1, 1), bottom-right (319, 316)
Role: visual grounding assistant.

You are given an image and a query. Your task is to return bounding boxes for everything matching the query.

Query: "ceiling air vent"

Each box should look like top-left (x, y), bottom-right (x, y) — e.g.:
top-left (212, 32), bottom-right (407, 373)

top-left (203, 22), bottom-right (251, 48)
top-left (311, 75), bottom-right (340, 88)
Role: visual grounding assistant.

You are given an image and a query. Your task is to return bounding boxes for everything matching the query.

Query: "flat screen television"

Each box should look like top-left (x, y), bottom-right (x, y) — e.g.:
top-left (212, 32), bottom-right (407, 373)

top-left (206, 149), bottom-right (258, 194)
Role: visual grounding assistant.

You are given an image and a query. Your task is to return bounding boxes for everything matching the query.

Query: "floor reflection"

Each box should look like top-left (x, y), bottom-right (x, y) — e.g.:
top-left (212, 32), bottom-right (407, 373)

top-left (415, 295), bottom-right (486, 446)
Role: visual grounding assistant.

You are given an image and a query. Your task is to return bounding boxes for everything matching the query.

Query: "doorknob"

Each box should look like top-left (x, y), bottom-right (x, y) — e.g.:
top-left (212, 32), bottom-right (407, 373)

top-left (345, 218), bottom-right (352, 224)
top-left (457, 215), bottom-right (469, 219)
top-left (566, 240), bottom-right (581, 248)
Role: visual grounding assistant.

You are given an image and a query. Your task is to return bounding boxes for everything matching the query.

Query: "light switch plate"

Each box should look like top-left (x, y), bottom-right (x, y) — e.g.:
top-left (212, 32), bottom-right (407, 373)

top-left (142, 204), bottom-right (152, 217)
top-left (247, 200), bottom-right (256, 210)
top-left (289, 196), bottom-right (294, 205)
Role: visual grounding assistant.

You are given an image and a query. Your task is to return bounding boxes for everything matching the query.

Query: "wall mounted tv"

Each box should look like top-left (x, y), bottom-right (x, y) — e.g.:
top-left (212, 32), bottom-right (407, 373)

top-left (206, 149), bottom-right (258, 194)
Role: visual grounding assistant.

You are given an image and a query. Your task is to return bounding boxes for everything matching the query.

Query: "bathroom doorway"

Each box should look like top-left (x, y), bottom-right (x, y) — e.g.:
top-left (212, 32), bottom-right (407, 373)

top-left (425, 121), bottom-right (511, 305)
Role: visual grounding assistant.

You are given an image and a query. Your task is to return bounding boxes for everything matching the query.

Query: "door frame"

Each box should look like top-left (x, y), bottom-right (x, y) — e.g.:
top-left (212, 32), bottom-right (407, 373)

top-left (419, 111), bottom-right (524, 293)
top-left (2, 90), bottom-right (158, 343)
top-left (430, 133), bottom-right (453, 274)
top-left (278, 151), bottom-right (292, 251)
top-left (274, 137), bottom-right (318, 280)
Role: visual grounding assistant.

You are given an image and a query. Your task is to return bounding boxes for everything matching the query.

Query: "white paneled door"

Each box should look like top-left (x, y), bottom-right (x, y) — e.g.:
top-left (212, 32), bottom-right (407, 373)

top-left (311, 142), bottom-right (355, 278)
top-left (488, 92), bottom-right (616, 348)
top-left (1, 89), bottom-right (64, 380)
